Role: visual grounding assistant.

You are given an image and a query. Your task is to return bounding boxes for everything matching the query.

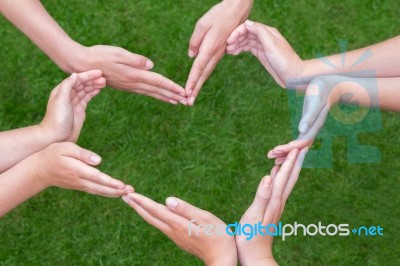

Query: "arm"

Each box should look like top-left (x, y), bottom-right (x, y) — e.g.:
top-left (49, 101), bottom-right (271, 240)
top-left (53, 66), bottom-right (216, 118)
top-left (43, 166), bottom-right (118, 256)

top-left (237, 148), bottom-right (307, 266)
top-left (268, 76), bottom-right (400, 162)
top-left (0, 70), bottom-right (105, 173)
top-left (0, 0), bottom-right (187, 104)
top-left (122, 193), bottom-right (237, 266)
top-left (0, 142), bottom-right (133, 218)
top-left (226, 21), bottom-right (400, 88)
top-left (185, 0), bottom-right (253, 105)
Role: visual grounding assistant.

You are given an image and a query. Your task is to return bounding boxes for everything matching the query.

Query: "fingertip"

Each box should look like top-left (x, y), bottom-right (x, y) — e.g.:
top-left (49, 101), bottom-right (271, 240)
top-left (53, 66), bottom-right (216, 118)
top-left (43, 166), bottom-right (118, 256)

top-left (90, 154), bottom-right (102, 164)
top-left (166, 197), bottom-right (179, 209)
top-left (145, 60), bottom-right (154, 70)
top-left (188, 49), bottom-right (196, 58)
top-left (245, 20), bottom-right (254, 26)
top-left (262, 175), bottom-right (272, 188)
top-left (122, 195), bottom-right (131, 204)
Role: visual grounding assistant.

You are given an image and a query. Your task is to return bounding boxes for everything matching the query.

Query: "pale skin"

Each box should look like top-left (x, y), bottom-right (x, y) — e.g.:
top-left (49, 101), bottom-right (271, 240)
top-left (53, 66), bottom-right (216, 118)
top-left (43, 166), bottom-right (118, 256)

top-left (226, 20), bottom-right (400, 87)
top-left (0, 0), bottom-right (187, 105)
top-left (226, 20), bottom-right (400, 162)
top-left (0, 0), bottom-right (255, 106)
top-left (185, 0), bottom-right (253, 105)
top-left (0, 71), bottom-right (133, 217)
top-left (122, 148), bottom-right (307, 265)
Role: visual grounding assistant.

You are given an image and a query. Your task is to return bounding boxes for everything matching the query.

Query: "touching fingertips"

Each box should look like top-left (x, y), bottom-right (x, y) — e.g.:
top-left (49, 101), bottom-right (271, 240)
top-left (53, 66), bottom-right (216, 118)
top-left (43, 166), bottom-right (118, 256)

top-left (188, 96), bottom-right (195, 105)
top-left (245, 20), bottom-right (254, 26)
top-left (122, 195), bottom-right (131, 204)
top-left (69, 73), bottom-right (78, 79)
top-left (166, 197), bottom-right (179, 209)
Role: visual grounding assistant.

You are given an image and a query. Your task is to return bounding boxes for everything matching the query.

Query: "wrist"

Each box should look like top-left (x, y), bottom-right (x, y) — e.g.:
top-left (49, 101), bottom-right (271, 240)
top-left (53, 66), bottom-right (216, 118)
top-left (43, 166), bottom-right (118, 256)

top-left (23, 152), bottom-right (49, 191)
top-left (241, 257), bottom-right (278, 266)
top-left (222, 0), bottom-right (253, 20)
top-left (208, 257), bottom-right (237, 266)
top-left (58, 41), bottom-right (88, 73)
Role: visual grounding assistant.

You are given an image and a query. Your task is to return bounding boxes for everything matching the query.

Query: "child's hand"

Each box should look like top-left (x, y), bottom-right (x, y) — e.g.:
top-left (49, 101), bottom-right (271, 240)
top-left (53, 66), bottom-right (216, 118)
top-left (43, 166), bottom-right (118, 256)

top-left (33, 142), bottom-right (133, 197)
top-left (40, 70), bottom-right (106, 143)
top-left (267, 76), bottom-right (343, 164)
top-left (237, 148), bottom-right (307, 266)
top-left (123, 193), bottom-right (238, 266)
top-left (226, 20), bottom-right (303, 88)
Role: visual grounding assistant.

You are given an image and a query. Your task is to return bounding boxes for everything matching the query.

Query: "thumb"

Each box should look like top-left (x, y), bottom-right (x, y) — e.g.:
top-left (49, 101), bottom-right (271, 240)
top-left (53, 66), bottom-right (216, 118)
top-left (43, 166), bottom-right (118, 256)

top-left (117, 48), bottom-right (154, 70)
top-left (188, 21), bottom-right (210, 58)
top-left (56, 73), bottom-right (78, 102)
top-left (298, 83), bottom-right (324, 135)
top-left (243, 176), bottom-right (272, 222)
top-left (61, 143), bottom-right (102, 166)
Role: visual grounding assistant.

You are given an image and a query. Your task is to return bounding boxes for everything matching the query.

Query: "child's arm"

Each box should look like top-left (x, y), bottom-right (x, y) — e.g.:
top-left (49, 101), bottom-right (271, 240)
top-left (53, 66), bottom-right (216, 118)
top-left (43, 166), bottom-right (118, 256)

top-left (226, 20), bottom-right (400, 88)
top-left (0, 0), bottom-right (186, 104)
top-left (0, 70), bottom-right (105, 173)
top-left (268, 76), bottom-right (400, 162)
top-left (0, 142), bottom-right (133, 217)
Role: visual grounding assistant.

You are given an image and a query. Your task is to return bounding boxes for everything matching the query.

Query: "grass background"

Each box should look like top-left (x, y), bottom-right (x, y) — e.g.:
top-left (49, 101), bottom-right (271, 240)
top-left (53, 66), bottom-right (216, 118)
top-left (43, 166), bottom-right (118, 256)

top-left (0, 0), bottom-right (399, 265)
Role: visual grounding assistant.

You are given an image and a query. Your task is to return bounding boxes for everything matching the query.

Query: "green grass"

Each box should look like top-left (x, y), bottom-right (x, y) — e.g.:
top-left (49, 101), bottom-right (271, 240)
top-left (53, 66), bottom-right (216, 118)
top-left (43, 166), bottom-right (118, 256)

top-left (0, 0), bottom-right (399, 265)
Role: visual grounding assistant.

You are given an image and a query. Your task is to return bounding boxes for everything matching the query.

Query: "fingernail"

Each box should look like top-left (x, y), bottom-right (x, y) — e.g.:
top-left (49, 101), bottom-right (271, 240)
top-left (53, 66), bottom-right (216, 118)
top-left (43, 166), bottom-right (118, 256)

top-left (263, 176), bottom-right (272, 188)
top-left (169, 99), bottom-right (178, 105)
top-left (166, 197), bottom-right (179, 209)
top-left (273, 149), bottom-right (284, 155)
top-left (91, 154), bottom-right (101, 164)
top-left (188, 50), bottom-right (195, 58)
top-left (187, 88), bottom-right (192, 96)
top-left (179, 99), bottom-right (188, 105)
top-left (145, 60), bottom-right (154, 69)
top-left (189, 97), bottom-right (195, 105)
top-left (299, 123), bottom-right (309, 134)
top-left (117, 183), bottom-right (125, 189)
top-left (122, 195), bottom-right (130, 204)
top-left (70, 73), bottom-right (77, 79)
top-left (245, 20), bottom-right (254, 26)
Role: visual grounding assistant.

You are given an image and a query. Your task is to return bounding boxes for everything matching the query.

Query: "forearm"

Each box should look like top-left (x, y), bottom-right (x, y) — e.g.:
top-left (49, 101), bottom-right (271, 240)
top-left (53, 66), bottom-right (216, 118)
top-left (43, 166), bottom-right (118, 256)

top-left (0, 125), bottom-right (55, 173)
top-left (301, 36), bottom-right (400, 80)
top-left (0, 155), bottom-right (46, 217)
top-left (0, 0), bottom-right (83, 72)
top-left (338, 77), bottom-right (400, 112)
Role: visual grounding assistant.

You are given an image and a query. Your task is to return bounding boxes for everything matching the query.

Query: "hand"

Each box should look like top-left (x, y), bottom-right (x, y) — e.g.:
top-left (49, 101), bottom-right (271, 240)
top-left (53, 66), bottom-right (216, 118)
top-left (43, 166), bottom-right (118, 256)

top-left (226, 20), bottom-right (303, 88)
top-left (185, 0), bottom-right (253, 105)
top-left (237, 148), bottom-right (308, 266)
top-left (122, 193), bottom-right (237, 266)
top-left (40, 70), bottom-right (106, 143)
top-left (32, 142), bottom-right (133, 197)
top-left (267, 76), bottom-right (343, 164)
top-left (72, 45), bottom-right (187, 105)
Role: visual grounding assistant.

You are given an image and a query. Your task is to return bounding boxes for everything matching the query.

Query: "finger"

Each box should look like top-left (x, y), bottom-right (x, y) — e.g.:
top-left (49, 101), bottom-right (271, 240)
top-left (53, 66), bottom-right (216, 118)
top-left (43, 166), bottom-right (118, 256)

top-left (272, 139), bottom-right (311, 157)
top-left (241, 175), bottom-right (273, 223)
top-left (270, 165), bottom-right (280, 178)
top-left (298, 106), bottom-right (330, 143)
top-left (282, 148), bottom-right (308, 202)
top-left (56, 73), bottom-right (78, 102)
top-left (122, 195), bottom-right (171, 233)
top-left (75, 70), bottom-right (103, 84)
top-left (187, 47), bottom-right (225, 105)
top-left (226, 24), bottom-right (247, 44)
top-left (129, 82), bottom-right (187, 104)
top-left (275, 156), bottom-right (287, 166)
top-left (127, 193), bottom-right (188, 225)
top-left (188, 20), bottom-right (211, 58)
top-left (133, 70), bottom-right (186, 97)
top-left (75, 162), bottom-right (126, 189)
top-left (79, 179), bottom-right (127, 197)
top-left (298, 82), bottom-right (325, 134)
top-left (131, 87), bottom-right (181, 105)
top-left (270, 149), bottom-right (299, 199)
top-left (165, 197), bottom-right (215, 224)
top-left (60, 142), bottom-right (103, 166)
top-left (116, 48), bottom-right (154, 70)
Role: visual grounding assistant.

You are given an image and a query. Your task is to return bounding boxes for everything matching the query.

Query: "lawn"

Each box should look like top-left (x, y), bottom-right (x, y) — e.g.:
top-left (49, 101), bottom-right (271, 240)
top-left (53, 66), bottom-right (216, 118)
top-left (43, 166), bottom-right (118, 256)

top-left (0, 0), bottom-right (399, 265)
